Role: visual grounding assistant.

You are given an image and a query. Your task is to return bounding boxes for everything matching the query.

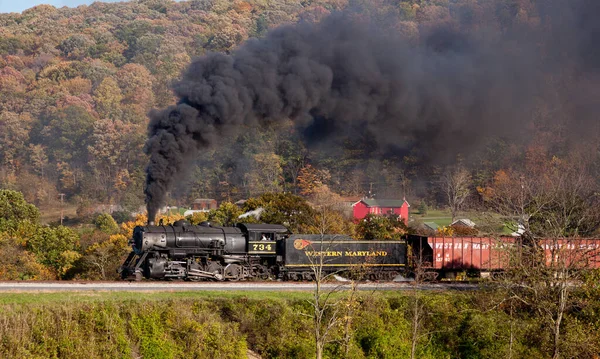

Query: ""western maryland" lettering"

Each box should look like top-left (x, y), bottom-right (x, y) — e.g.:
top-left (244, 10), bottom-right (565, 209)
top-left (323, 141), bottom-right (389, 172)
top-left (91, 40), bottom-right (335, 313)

top-left (305, 251), bottom-right (388, 257)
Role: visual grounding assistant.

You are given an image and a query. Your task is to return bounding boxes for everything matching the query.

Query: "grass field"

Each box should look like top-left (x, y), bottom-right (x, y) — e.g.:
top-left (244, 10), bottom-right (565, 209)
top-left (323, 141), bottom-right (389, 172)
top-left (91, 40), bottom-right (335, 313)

top-left (0, 288), bottom-right (450, 306)
top-left (410, 208), bottom-right (512, 234)
top-left (39, 204), bottom-right (78, 224)
top-left (0, 290), bottom-right (314, 305)
top-left (410, 208), bottom-right (453, 227)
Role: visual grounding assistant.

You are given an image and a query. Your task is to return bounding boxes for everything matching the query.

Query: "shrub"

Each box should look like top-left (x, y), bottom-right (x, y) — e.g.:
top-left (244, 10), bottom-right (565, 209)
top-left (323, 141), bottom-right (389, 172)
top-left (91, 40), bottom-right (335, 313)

top-left (94, 213), bottom-right (119, 234)
top-left (418, 202), bottom-right (428, 215)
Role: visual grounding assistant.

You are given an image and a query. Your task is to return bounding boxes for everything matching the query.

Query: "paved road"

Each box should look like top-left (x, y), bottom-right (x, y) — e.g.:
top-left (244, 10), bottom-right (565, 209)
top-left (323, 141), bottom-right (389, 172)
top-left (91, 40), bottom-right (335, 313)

top-left (0, 281), bottom-right (478, 292)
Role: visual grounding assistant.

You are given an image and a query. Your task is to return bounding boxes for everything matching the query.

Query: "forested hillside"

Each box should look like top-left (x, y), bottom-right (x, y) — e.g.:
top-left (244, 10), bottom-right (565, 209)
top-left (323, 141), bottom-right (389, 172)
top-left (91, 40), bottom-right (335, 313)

top-left (0, 0), bottom-right (599, 228)
top-left (0, 0), bottom-right (351, 213)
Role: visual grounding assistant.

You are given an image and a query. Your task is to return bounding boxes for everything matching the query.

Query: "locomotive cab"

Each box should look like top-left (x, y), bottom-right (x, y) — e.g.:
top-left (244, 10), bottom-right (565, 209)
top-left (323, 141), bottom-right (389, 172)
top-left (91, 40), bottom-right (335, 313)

top-left (236, 223), bottom-right (289, 255)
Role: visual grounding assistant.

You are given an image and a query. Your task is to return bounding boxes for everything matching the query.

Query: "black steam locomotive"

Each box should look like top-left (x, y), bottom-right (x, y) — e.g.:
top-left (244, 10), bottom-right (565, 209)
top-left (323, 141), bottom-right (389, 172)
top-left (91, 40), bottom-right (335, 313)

top-left (119, 220), bottom-right (408, 281)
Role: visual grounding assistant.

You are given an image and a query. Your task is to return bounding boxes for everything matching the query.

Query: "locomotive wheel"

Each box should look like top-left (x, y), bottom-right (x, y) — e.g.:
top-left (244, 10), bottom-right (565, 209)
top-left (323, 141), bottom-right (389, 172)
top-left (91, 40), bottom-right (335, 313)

top-left (224, 264), bottom-right (242, 281)
top-left (206, 262), bottom-right (224, 281)
top-left (387, 271), bottom-right (399, 281)
top-left (254, 265), bottom-right (271, 280)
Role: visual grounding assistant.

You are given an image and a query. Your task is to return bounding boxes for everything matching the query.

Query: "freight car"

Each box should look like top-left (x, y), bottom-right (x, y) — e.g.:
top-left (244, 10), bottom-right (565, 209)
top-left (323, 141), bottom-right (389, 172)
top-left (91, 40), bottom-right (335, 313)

top-left (118, 220), bottom-right (408, 281)
top-left (409, 235), bottom-right (600, 279)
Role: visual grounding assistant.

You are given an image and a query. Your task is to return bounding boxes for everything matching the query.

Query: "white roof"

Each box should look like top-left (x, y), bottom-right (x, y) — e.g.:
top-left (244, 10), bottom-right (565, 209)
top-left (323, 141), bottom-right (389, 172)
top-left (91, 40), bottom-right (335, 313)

top-left (451, 218), bottom-right (476, 228)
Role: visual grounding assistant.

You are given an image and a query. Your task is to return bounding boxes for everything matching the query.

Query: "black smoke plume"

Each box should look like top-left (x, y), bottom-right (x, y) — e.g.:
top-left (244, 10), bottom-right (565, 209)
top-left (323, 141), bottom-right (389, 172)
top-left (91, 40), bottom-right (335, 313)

top-left (144, 0), bottom-right (600, 221)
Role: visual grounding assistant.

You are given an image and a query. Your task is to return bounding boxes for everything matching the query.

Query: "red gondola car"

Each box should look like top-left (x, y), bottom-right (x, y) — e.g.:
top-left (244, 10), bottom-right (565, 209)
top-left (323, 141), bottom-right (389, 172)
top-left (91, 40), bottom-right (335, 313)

top-left (409, 236), bottom-right (600, 278)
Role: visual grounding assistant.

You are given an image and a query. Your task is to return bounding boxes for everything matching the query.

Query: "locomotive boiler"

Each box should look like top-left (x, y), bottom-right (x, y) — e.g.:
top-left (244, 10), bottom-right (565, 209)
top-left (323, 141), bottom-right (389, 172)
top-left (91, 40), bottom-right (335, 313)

top-left (119, 221), bottom-right (289, 281)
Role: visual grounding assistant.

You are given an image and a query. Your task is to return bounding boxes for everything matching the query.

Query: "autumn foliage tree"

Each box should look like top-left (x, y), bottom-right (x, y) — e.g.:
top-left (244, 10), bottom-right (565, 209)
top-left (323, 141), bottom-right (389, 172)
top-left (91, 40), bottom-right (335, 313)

top-left (85, 234), bottom-right (129, 280)
top-left (0, 0), bottom-right (596, 216)
top-left (297, 164), bottom-right (331, 197)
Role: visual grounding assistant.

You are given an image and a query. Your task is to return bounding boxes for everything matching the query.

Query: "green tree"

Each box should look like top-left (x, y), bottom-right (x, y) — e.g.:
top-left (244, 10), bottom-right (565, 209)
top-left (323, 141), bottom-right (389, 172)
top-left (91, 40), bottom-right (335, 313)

top-left (245, 152), bottom-right (283, 196)
top-left (93, 76), bottom-right (123, 120)
top-left (26, 226), bottom-right (81, 278)
top-left (243, 193), bottom-right (315, 233)
top-left (28, 144), bottom-right (49, 178)
top-left (207, 202), bottom-right (243, 226)
top-left (94, 213), bottom-right (119, 234)
top-left (40, 105), bottom-right (95, 164)
top-left (418, 202), bottom-right (428, 215)
top-left (0, 190), bottom-right (40, 232)
top-left (116, 19), bottom-right (153, 52)
top-left (355, 214), bottom-right (408, 240)
top-left (58, 34), bottom-right (94, 60)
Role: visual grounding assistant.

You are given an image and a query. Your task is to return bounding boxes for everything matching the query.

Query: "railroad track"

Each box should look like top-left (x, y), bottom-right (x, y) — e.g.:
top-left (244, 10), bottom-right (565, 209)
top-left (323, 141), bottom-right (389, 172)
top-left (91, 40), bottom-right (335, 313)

top-left (0, 281), bottom-right (479, 292)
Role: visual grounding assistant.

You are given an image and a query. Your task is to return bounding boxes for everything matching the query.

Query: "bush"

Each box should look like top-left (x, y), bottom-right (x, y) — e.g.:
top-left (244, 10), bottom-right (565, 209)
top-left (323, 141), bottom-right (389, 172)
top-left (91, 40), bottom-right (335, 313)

top-left (0, 190), bottom-right (40, 231)
top-left (94, 213), bottom-right (119, 234)
top-left (26, 225), bottom-right (81, 278)
top-left (355, 214), bottom-right (408, 240)
top-left (111, 210), bottom-right (132, 224)
top-left (0, 291), bottom-right (597, 358)
top-left (451, 224), bottom-right (479, 236)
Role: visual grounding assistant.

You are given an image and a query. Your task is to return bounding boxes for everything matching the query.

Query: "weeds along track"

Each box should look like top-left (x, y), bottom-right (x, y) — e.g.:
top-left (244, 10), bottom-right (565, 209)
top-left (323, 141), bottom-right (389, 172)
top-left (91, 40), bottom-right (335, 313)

top-left (0, 280), bottom-right (479, 292)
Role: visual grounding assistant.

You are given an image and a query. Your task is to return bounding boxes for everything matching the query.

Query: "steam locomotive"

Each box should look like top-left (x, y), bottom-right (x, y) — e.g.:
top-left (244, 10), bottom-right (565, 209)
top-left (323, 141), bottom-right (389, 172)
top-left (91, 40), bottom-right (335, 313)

top-left (118, 220), bottom-right (408, 281)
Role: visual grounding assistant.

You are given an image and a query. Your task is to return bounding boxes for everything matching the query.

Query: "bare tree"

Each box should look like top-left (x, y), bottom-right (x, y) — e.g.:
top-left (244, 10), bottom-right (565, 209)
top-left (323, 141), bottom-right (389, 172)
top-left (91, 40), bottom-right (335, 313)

top-left (302, 205), bottom-right (369, 359)
top-left (441, 165), bottom-right (472, 221)
top-left (409, 252), bottom-right (426, 359)
top-left (407, 239), bottom-right (439, 359)
top-left (340, 279), bottom-right (359, 357)
top-left (530, 164), bottom-right (598, 359)
top-left (486, 160), bottom-right (600, 359)
top-left (304, 208), bottom-right (346, 359)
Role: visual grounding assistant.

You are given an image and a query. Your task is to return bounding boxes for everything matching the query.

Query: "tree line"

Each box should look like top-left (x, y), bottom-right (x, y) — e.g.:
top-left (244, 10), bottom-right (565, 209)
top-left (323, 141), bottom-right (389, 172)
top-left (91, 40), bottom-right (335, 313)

top-left (2, 0), bottom-right (598, 223)
top-left (0, 189), bottom-right (405, 280)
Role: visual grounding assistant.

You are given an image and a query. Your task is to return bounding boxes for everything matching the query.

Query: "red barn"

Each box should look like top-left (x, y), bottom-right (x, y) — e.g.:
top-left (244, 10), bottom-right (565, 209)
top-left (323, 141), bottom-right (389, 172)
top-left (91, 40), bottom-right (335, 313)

top-left (352, 199), bottom-right (410, 225)
top-left (191, 198), bottom-right (218, 211)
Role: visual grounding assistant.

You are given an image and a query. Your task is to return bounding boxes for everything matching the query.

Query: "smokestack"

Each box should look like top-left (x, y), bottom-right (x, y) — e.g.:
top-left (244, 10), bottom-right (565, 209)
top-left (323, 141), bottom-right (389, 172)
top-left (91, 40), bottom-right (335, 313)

top-left (144, 2), bottom-right (600, 218)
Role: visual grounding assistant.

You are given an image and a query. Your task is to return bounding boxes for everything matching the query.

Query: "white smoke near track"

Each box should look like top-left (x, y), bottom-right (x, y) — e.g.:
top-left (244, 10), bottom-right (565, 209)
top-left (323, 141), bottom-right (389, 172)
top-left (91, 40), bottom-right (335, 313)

top-left (238, 207), bottom-right (265, 220)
